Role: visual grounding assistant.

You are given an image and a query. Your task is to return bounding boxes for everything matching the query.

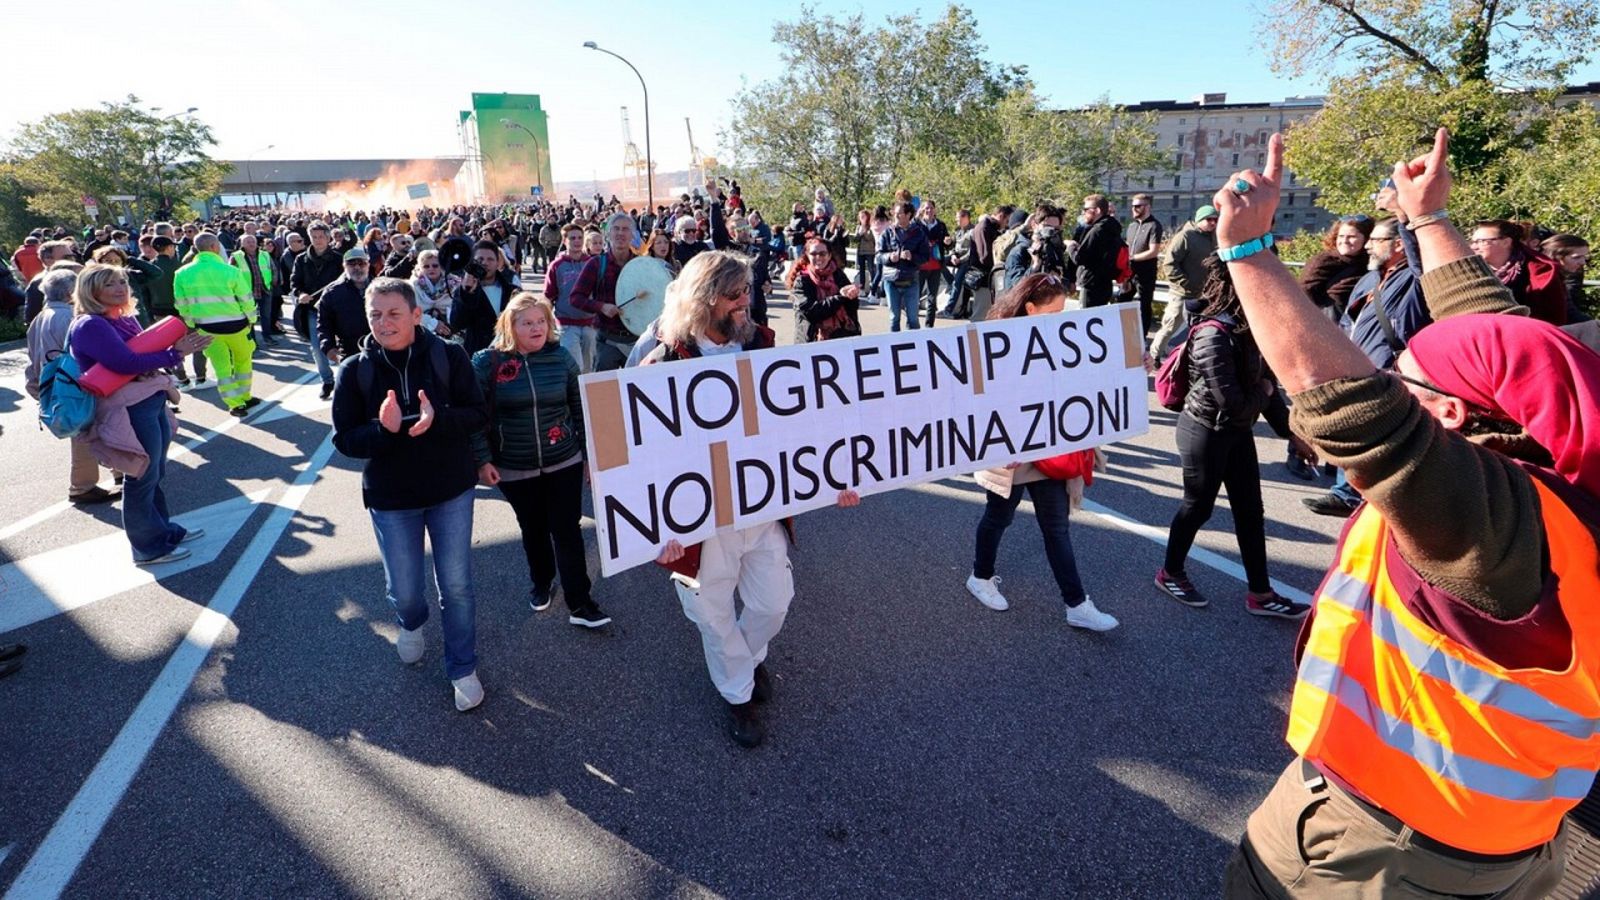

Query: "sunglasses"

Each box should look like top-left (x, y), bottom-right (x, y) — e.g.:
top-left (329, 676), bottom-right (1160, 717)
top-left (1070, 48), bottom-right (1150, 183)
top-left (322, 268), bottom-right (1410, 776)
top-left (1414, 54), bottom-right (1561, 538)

top-left (1339, 215), bottom-right (1373, 224)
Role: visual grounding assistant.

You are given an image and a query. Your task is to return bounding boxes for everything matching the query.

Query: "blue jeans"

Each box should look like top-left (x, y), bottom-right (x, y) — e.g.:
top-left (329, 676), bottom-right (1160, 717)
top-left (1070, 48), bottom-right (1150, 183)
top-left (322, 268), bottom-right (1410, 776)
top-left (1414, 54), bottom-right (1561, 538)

top-left (1330, 466), bottom-right (1362, 504)
top-left (307, 315), bottom-right (335, 387)
top-left (368, 488), bottom-right (478, 679)
top-left (884, 279), bottom-right (921, 332)
top-left (124, 392), bottom-right (187, 561)
top-left (973, 479), bottom-right (1086, 607)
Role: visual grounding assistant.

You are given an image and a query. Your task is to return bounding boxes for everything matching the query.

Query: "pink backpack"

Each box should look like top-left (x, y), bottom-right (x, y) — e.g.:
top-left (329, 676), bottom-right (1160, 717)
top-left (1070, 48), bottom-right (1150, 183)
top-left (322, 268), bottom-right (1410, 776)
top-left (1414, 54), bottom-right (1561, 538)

top-left (1154, 318), bottom-right (1227, 411)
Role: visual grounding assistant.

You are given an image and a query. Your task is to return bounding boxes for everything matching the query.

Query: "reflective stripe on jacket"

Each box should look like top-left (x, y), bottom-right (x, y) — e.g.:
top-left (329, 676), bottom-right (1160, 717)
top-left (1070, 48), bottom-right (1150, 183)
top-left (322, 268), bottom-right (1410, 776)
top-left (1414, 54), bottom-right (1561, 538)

top-left (1288, 476), bottom-right (1600, 854)
top-left (173, 252), bottom-right (255, 327)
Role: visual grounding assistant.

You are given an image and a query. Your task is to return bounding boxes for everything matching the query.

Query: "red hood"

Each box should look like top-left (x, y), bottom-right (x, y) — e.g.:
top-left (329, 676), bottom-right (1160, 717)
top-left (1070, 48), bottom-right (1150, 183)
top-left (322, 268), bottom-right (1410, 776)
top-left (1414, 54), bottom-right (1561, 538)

top-left (1411, 313), bottom-right (1600, 502)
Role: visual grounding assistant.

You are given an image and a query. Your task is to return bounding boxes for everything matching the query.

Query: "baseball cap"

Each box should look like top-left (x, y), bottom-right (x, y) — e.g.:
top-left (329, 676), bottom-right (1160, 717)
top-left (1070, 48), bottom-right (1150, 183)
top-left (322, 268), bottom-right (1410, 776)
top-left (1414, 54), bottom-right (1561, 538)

top-left (1193, 205), bottom-right (1220, 223)
top-left (343, 247), bottom-right (369, 262)
top-left (152, 236), bottom-right (176, 250)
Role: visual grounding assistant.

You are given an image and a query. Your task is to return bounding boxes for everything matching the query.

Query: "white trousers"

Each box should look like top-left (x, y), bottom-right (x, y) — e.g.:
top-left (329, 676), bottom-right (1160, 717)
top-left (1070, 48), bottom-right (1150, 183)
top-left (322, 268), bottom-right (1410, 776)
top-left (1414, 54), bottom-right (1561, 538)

top-left (672, 521), bottom-right (794, 704)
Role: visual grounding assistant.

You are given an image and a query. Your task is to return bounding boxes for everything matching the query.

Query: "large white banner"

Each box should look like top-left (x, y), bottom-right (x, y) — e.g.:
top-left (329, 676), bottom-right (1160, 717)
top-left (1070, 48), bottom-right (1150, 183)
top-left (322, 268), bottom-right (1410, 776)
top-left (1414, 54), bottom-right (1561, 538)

top-left (580, 304), bottom-right (1150, 575)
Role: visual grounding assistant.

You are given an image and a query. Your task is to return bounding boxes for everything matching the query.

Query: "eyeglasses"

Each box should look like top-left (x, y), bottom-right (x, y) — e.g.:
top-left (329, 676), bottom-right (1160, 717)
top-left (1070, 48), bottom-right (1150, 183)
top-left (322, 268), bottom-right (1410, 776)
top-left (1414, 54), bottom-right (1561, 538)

top-left (1390, 371), bottom-right (1491, 414)
top-left (1339, 214), bottom-right (1373, 224)
top-left (1369, 234), bottom-right (1397, 242)
top-left (1131, 204), bottom-right (1148, 209)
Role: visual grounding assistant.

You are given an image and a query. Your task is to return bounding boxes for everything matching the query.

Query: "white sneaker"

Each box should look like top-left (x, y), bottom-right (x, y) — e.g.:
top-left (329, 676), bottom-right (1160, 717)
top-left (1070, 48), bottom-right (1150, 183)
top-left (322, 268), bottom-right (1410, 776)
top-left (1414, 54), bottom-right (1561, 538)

top-left (1066, 597), bottom-right (1119, 632)
top-left (191, 378), bottom-right (216, 390)
top-left (966, 573), bottom-right (1008, 611)
top-left (396, 626), bottom-right (424, 664)
top-left (178, 527), bottom-right (206, 544)
top-left (453, 672), bottom-right (484, 711)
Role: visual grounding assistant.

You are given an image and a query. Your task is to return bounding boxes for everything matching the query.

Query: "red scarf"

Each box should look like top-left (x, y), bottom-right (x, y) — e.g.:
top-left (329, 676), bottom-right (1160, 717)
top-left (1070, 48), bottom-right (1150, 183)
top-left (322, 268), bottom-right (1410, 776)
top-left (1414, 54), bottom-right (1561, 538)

top-left (803, 261), bottom-right (840, 298)
top-left (1410, 313), bottom-right (1600, 502)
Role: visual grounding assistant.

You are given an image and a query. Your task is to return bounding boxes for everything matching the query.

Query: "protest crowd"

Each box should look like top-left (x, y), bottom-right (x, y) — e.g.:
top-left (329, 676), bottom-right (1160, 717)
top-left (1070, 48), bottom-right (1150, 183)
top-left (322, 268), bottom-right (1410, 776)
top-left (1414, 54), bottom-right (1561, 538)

top-left (12, 123), bottom-right (1600, 897)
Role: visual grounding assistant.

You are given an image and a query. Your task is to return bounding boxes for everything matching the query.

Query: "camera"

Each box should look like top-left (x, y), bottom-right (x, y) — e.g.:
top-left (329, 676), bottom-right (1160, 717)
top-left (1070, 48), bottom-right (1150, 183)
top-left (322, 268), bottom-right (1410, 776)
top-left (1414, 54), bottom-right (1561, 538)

top-left (465, 261), bottom-right (488, 280)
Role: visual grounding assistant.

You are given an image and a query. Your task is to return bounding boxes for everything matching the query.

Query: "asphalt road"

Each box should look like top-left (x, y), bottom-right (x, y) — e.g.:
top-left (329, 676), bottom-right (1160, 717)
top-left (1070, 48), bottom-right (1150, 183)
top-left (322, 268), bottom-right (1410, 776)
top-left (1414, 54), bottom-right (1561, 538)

top-left (0, 274), bottom-right (1357, 899)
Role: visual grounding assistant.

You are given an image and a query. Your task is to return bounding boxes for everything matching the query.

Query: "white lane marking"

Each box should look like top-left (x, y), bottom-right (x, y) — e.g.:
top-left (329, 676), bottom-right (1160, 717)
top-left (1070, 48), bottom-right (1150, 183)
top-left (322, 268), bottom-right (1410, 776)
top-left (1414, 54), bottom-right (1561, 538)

top-left (246, 376), bottom-right (328, 426)
top-left (4, 433), bottom-right (337, 900)
top-left (1079, 499), bottom-right (1313, 604)
top-left (0, 491), bottom-right (269, 636)
top-left (0, 371), bottom-right (318, 543)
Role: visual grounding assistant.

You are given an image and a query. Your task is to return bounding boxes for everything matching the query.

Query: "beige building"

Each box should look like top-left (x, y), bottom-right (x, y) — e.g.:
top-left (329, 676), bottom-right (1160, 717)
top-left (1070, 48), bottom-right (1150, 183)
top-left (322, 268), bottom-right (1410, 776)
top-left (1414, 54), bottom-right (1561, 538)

top-left (1110, 92), bottom-right (1332, 236)
top-left (1109, 82), bottom-right (1600, 237)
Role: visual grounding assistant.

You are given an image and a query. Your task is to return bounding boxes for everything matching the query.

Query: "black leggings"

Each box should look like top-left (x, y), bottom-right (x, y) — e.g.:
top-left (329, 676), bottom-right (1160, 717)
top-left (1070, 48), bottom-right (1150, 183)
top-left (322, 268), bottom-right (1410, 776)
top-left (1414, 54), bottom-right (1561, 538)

top-left (498, 463), bottom-right (592, 609)
top-left (1164, 413), bottom-right (1272, 593)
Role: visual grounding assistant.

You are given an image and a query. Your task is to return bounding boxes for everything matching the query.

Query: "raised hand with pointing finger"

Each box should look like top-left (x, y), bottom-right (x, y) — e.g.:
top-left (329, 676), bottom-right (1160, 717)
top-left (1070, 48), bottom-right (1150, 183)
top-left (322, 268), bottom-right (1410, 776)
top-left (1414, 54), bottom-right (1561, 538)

top-left (1212, 133), bottom-right (1284, 251)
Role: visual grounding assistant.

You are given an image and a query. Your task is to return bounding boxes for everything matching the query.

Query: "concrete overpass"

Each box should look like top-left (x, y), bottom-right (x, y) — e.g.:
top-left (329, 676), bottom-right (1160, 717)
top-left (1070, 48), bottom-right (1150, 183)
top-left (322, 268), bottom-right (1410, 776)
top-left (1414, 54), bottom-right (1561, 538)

top-left (218, 158), bottom-right (467, 202)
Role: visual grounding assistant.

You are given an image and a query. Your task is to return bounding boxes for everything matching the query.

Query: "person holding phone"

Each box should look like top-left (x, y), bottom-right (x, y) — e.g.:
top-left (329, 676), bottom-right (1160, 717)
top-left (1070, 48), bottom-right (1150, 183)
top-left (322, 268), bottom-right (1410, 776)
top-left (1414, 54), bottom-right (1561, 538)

top-left (331, 277), bottom-right (489, 712)
top-left (449, 240), bottom-right (522, 355)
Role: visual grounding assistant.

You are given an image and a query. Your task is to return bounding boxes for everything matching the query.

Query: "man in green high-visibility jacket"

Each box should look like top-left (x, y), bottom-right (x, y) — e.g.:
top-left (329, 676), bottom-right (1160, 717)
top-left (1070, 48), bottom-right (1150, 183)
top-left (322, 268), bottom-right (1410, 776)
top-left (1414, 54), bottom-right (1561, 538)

top-left (174, 232), bottom-right (258, 416)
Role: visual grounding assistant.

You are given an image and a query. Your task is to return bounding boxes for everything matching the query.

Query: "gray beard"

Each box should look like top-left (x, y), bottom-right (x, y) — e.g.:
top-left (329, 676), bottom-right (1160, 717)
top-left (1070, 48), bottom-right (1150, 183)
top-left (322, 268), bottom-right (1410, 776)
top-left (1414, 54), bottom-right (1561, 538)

top-left (714, 313), bottom-right (756, 345)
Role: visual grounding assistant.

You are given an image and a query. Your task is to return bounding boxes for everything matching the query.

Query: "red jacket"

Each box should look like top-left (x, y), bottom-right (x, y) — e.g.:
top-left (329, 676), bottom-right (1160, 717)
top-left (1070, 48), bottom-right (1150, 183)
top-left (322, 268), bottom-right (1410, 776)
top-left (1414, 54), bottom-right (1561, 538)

top-left (1513, 251), bottom-right (1568, 326)
top-left (13, 245), bottom-right (42, 282)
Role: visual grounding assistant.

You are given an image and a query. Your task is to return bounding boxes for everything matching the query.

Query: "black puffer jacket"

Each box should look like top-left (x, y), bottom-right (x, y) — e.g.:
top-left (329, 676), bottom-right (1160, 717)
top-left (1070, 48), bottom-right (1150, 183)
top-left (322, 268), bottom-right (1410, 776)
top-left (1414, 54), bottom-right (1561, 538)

top-left (1182, 313), bottom-right (1292, 436)
top-left (470, 342), bottom-right (584, 473)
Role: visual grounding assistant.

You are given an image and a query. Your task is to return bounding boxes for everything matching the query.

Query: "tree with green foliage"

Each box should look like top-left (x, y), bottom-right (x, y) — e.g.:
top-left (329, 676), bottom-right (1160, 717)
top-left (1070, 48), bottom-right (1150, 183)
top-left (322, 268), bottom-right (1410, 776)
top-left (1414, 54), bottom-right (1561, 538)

top-left (1265, 0), bottom-right (1600, 230)
top-left (5, 96), bottom-right (226, 230)
top-left (724, 4), bottom-right (1166, 215)
top-left (0, 164), bottom-right (50, 254)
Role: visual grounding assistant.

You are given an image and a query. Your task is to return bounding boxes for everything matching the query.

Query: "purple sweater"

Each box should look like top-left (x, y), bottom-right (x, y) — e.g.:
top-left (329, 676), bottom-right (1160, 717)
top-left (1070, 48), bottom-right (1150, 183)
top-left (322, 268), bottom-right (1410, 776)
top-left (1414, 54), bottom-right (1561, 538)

top-left (68, 315), bottom-right (181, 374)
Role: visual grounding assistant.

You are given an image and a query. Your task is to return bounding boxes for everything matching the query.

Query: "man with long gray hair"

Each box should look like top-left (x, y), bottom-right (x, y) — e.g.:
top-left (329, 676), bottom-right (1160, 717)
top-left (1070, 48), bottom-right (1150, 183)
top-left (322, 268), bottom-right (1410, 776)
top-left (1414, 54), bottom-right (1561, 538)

top-left (645, 251), bottom-right (860, 748)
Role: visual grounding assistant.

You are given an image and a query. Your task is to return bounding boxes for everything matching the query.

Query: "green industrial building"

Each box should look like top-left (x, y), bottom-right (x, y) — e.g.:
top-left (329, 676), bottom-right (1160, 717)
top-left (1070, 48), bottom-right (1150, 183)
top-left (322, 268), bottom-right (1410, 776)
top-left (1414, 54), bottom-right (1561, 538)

top-left (460, 93), bottom-right (552, 201)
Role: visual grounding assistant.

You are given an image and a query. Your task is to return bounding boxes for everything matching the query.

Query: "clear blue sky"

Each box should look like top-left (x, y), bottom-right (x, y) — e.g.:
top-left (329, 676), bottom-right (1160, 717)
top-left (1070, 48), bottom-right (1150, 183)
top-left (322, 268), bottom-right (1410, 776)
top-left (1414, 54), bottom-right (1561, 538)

top-left (4, 0), bottom-right (1598, 184)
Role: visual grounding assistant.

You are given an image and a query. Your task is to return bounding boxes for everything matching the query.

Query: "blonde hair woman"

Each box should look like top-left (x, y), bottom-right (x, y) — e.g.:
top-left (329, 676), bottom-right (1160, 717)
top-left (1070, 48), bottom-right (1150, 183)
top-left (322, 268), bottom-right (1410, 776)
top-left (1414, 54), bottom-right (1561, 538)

top-left (67, 263), bottom-right (211, 565)
top-left (469, 292), bottom-right (606, 627)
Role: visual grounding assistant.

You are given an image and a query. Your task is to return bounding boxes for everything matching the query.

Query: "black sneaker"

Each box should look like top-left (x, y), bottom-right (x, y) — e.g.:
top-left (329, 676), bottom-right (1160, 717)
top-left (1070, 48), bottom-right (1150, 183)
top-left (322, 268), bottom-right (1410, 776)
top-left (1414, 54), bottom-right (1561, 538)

top-left (1247, 591), bottom-right (1311, 620)
top-left (1155, 568), bottom-right (1207, 608)
top-left (243, 397), bottom-right (262, 409)
top-left (568, 604), bottom-right (612, 628)
top-left (319, 383), bottom-right (334, 401)
top-left (1302, 493), bottom-right (1359, 518)
top-left (69, 486), bottom-right (120, 506)
top-left (728, 700), bottom-right (765, 748)
top-left (529, 582), bottom-right (553, 612)
top-left (752, 663), bottom-right (774, 703)
top-left (1284, 454), bottom-right (1319, 481)
top-left (230, 407), bottom-right (250, 418)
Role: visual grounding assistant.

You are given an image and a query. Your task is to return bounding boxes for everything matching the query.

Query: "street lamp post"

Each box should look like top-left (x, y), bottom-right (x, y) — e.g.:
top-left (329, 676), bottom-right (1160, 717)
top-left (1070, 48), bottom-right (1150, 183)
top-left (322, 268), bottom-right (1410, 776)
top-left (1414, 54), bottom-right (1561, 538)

top-left (583, 41), bottom-right (652, 213)
top-left (245, 144), bottom-right (274, 208)
top-left (500, 119), bottom-right (545, 194)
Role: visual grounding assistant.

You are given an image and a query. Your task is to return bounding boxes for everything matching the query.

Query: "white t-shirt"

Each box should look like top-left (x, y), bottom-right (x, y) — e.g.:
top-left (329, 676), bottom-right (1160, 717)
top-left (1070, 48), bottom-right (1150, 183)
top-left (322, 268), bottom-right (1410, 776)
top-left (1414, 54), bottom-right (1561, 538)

top-left (696, 333), bottom-right (740, 357)
top-left (483, 283), bottom-right (504, 314)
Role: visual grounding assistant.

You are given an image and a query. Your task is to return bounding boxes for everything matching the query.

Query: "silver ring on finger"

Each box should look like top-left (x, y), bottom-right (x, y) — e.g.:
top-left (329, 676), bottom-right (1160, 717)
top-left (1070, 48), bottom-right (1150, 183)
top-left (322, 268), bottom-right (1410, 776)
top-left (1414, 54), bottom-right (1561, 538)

top-left (1232, 178), bottom-right (1252, 195)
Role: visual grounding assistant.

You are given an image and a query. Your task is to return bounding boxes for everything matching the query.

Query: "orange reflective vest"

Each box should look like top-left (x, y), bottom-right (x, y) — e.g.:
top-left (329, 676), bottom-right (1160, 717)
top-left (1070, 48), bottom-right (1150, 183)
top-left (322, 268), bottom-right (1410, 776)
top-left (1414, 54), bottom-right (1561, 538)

top-left (1288, 476), bottom-right (1600, 855)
